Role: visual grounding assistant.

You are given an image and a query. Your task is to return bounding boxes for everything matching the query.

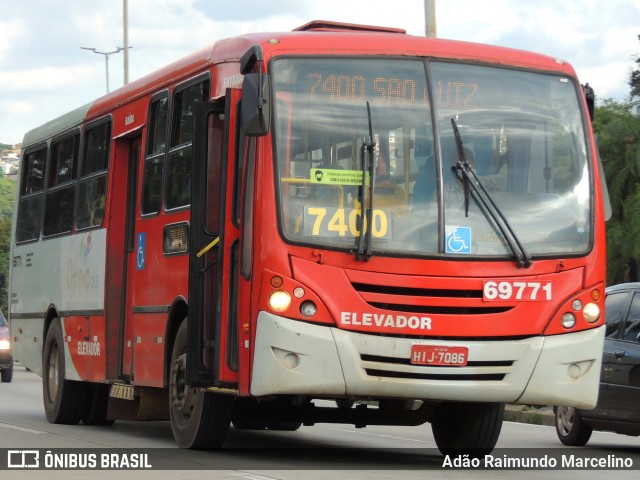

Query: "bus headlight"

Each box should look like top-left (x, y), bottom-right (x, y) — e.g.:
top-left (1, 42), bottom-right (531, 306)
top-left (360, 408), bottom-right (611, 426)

top-left (561, 313), bottom-right (576, 329)
top-left (269, 291), bottom-right (291, 312)
top-left (0, 339), bottom-right (9, 350)
top-left (300, 301), bottom-right (317, 317)
top-left (583, 303), bottom-right (600, 323)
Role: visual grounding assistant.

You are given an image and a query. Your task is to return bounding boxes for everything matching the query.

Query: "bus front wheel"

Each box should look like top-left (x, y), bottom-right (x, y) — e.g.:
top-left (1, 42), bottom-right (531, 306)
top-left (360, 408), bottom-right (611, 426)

top-left (169, 320), bottom-right (233, 449)
top-left (42, 318), bottom-right (87, 424)
top-left (431, 401), bottom-right (504, 456)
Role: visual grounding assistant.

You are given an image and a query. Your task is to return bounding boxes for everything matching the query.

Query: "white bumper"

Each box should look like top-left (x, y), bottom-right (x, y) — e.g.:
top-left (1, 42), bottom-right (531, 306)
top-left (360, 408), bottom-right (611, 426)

top-left (251, 312), bottom-right (603, 408)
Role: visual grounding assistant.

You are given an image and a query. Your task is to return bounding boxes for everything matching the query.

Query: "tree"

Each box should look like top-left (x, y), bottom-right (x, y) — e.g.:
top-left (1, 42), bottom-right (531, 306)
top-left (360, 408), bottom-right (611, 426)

top-left (630, 34), bottom-right (640, 99)
top-left (597, 99), bottom-right (640, 283)
top-left (0, 178), bottom-right (15, 313)
top-left (0, 217), bottom-right (11, 313)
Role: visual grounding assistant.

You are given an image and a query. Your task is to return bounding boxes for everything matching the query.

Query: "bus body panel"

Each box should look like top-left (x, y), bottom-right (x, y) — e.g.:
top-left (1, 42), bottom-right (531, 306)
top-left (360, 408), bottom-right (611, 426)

top-left (9, 317), bottom-right (44, 375)
top-left (63, 314), bottom-right (107, 382)
top-left (11, 230), bottom-right (107, 315)
top-left (131, 312), bottom-right (168, 387)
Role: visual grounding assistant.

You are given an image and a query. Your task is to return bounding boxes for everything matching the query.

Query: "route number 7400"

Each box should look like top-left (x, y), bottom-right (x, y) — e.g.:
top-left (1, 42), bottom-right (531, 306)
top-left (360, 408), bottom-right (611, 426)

top-left (483, 281), bottom-right (552, 301)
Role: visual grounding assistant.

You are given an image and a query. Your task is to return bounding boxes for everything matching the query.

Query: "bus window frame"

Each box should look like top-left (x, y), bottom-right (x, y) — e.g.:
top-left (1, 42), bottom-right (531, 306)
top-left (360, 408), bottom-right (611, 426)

top-left (164, 73), bottom-right (211, 214)
top-left (15, 143), bottom-right (48, 244)
top-left (48, 130), bottom-right (80, 188)
top-left (42, 129), bottom-right (80, 239)
top-left (75, 116), bottom-right (112, 232)
top-left (141, 89), bottom-right (170, 218)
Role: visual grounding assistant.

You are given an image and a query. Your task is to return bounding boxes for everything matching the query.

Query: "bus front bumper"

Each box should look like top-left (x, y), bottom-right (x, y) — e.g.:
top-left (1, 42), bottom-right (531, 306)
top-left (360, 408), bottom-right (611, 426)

top-left (251, 312), bottom-right (603, 409)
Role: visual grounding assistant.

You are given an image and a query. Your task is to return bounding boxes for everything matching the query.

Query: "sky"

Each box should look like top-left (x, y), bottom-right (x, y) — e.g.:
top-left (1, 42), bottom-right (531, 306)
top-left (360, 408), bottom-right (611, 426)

top-left (1, 0), bottom-right (638, 145)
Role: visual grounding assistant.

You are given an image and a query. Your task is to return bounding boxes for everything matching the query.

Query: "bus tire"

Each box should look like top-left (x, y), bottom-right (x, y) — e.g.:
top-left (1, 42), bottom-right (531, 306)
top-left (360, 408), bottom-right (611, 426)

top-left (169, 320), bottom-right (232, 449)
top-left (82, 383), bottom-right (115, 426)
top-left (42, 318), bottom-right (87, 424)
top-left (554, 406), bottom-right (592, 446)
top-left (431, 401), bottom-right (504, 457)
top-left (0, 359), bottom-right (12, 383)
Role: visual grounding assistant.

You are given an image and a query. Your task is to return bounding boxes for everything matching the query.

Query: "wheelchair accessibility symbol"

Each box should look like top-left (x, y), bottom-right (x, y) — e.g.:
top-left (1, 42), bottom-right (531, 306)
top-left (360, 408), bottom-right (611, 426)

top-left (445, 226), bottom-right (472, 254)
top-left (137, 232), bottom-right (146, 270)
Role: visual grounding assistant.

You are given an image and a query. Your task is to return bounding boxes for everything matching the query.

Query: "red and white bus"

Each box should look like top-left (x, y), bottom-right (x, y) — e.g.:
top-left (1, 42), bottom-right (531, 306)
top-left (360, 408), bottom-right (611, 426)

top-left (10, 21), bottom-right (608, 455)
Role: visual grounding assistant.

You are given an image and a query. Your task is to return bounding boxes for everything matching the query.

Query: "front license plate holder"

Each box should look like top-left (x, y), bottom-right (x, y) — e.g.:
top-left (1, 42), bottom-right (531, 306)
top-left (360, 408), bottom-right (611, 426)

top-left (410, 345), bottom-right (468, 366)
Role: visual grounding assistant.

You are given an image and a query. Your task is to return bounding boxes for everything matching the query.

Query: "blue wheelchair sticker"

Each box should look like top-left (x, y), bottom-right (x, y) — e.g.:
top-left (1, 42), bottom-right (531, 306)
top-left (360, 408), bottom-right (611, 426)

top-left (445, 226), bottom-right (472, 254)
top-left (137, 232), bottom-right (146, 270)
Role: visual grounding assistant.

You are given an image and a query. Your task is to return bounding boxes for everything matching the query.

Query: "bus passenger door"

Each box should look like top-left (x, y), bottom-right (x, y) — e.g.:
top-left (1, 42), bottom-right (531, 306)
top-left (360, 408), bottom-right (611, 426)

top-left (187, 92), bottom-right (241, 388)
top-left (121, 137), bottom-right (142, 380)
top-left (105, 134), bottom-right (141, 382)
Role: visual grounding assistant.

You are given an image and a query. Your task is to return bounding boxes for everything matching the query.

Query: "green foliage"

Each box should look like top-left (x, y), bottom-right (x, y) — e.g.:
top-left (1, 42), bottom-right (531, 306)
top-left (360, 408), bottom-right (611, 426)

top-left (630, 34), bottom-right (640, 99)
top-left (0, 178), bottom-right (15, 313)
top-left (597, 99), bottom-right (640, 283)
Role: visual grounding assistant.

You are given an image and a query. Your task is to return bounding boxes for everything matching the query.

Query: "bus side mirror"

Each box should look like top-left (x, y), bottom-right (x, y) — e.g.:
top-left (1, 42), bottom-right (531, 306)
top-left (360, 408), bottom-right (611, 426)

top-left (241, 73), bottom-right (271, 136)
top-left (583, 83), bottom-right (595, 121)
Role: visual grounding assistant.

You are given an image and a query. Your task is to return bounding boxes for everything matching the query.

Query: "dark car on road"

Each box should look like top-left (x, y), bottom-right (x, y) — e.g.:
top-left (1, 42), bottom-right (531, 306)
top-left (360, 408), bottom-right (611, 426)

top-left (0, 309), bottom-right (13, 383)
top-left (555, 283), bottom-right (640, 445)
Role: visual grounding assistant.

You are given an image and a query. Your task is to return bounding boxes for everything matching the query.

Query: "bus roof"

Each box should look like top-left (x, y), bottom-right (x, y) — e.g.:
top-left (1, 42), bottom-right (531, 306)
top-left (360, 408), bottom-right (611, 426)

top-left (22, 20), bottom-right (577, 148)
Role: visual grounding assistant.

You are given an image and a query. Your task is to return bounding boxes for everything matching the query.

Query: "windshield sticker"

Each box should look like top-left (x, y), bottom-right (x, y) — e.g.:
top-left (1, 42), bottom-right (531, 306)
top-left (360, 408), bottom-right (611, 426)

top-left (446, 225), bottom-right (472, 254)
top-left (310, 168), bottom-right (369, 185)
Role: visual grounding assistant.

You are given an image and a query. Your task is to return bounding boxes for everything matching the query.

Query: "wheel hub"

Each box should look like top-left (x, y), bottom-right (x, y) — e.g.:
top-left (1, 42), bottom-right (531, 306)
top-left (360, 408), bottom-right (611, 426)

top-left (170, 353), bottom-right (196, 416)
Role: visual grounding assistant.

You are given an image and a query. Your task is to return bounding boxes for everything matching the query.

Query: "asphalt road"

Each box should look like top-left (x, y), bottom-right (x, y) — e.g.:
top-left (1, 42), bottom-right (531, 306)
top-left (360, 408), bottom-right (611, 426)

top-left (0, 364), bottom-right (638, 479)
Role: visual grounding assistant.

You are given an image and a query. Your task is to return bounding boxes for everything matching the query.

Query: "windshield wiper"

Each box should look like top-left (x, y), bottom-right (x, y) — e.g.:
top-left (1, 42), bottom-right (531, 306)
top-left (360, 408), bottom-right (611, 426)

top-left (356, 101), bottom-right (376, 261)
top-left (451, 118), bottom-right (532, 268)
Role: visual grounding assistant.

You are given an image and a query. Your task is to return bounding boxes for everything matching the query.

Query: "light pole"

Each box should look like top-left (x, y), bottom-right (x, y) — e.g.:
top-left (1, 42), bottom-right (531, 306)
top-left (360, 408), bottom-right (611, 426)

top-left (123, 0), bottom-right (130, 85)
top-left (80, 47), bottom-right (124, 94)
top-left (424, 0), bottom-right (437, 38)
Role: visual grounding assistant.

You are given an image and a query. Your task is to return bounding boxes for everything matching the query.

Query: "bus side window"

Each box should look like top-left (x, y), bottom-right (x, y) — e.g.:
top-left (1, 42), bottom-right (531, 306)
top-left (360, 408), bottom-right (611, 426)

top-left (142, 93), bottom-right (168, 215)
top-left (16, 147), bottom-right (46, 243)
top-left (43, 134), bottom-right (78, 237)
top-left (165, 78), bottom-right (210, 211)
top-left (76, 121), bottom-right (111, 229)
top-left (77, 176), bottom-right (107, 228)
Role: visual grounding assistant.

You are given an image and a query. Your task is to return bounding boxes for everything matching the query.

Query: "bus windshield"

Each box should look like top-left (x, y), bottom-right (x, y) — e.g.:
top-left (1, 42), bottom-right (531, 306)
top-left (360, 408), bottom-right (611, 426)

top-left (272, 58), bottom-right (591, 259)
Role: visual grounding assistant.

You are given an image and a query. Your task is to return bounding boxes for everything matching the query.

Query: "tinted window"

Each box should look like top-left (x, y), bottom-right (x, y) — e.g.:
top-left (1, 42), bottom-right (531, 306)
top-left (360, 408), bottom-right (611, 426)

top-left (141, 157), bottom-right (163, 215)
top-left (141, 95), bottom-right (169, 215)
top-left (16, 196), bottom-right (43, 242)
top-left (76, 121), bottom-right (110, 230)
top-left (171, 82), bottom-right (208, 147)
top-left (44, 134), bottom-right (79, 237)
top-left (17, 146), bottom-right (47, 242)
top-left (165, 148), bottom-right (192, 210)
top-left (164, 78), bottom-right (210, 210)
top-left (623, 292), bottom-right (640, 342)
top-left (21, 148), bottom-right (46, 194)
top-left (82, 122), bottom-right (111, 175)
top-left (148, 95), bottom-right (168, 155)
top-left (605, 291), bottom-right (628, 339)
top-left (43, 188), bottom-right (75, 236)
top-left (49, 135), bottom-right (78, 186)
top-left (76, 176), bottom-right (107, 229)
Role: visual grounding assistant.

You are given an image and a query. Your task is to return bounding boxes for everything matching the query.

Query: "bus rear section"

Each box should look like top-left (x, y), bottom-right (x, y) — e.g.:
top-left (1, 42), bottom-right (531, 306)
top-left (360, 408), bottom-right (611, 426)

top-left (9, 22), bottom-right (606, 457)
